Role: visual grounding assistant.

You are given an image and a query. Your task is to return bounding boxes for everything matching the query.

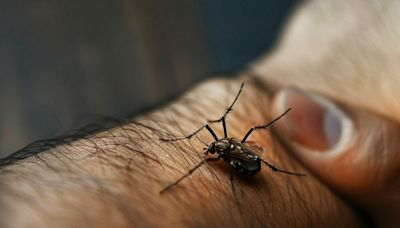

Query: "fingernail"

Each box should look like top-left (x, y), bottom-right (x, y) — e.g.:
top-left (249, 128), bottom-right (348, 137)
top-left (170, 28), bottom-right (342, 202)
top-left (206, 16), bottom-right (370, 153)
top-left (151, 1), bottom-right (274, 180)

top-left (274, 88), bottom-right (353, 152)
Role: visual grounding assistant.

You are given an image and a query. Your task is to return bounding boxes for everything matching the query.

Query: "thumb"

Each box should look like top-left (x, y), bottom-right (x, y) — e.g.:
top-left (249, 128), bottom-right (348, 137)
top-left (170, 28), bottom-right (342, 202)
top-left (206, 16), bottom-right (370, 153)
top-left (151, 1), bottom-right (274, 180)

top-left (272, 88), bottom-right (400, 227)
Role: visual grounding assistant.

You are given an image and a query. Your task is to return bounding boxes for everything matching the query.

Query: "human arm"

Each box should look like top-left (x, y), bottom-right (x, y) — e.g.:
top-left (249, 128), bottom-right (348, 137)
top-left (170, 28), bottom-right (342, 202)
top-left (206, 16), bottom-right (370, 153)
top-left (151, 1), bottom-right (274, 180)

top-left (0, 78), bottom-right (362, 227)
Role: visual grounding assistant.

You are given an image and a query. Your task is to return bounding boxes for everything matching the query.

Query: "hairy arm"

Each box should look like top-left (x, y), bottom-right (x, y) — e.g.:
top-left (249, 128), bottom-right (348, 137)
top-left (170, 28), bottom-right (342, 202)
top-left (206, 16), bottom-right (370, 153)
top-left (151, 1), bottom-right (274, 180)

top-left (0, 77), bottom-right (362, 227)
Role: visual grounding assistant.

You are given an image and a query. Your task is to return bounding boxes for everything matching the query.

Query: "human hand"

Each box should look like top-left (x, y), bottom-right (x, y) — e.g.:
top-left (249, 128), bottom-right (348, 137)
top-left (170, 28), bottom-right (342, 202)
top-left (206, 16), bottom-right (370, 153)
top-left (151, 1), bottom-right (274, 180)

top-left (248, 0), bottom-right (400, 226)
top-left (270, 88), bottom-right (400, 227)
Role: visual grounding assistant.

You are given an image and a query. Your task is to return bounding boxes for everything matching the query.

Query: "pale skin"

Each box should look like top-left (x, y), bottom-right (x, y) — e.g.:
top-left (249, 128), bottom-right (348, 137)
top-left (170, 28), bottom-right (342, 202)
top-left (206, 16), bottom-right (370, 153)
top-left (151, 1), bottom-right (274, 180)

top-left (1, 0), bottom-right (400, 227)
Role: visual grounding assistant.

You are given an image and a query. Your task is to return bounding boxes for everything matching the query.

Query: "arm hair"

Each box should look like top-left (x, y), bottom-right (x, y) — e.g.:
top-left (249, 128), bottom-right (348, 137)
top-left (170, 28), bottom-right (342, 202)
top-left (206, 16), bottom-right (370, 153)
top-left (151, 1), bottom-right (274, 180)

top-left (0, 77), bottom-right (362, 227)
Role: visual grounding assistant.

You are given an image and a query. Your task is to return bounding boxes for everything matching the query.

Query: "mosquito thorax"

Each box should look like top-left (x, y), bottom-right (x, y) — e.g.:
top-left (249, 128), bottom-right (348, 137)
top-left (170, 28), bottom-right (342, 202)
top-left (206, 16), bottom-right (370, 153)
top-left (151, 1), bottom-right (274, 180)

top-left (206, 138), bottom-right (236, 157)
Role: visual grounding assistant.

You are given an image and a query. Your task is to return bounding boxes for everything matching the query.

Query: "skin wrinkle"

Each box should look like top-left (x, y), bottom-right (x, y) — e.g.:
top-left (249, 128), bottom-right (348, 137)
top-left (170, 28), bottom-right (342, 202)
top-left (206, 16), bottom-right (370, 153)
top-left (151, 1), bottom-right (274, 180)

top-left (0, 78), bottom-right (363, 227)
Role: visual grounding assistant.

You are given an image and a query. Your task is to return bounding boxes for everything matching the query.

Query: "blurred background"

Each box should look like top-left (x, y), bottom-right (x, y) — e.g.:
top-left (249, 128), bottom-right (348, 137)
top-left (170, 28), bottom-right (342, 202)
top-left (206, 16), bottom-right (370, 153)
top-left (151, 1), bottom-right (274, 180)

top-left (0, 0), bottom-right (297, 158)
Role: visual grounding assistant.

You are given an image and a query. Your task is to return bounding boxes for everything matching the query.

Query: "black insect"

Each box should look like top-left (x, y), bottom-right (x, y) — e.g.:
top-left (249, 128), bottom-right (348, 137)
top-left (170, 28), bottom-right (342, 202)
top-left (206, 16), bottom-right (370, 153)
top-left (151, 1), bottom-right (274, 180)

top-left (160, 82), bottom-right (305, 194)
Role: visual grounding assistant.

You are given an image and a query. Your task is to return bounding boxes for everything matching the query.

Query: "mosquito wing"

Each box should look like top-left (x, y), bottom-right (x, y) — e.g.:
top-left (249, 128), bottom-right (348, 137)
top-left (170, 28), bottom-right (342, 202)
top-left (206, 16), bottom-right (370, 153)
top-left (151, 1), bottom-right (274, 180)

top-left (241, 141), bottom-right (264, 156)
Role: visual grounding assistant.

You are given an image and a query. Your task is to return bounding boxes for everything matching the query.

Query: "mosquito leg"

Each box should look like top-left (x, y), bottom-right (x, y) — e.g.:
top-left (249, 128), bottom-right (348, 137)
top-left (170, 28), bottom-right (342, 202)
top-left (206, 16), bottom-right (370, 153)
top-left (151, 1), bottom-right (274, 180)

top-left (208, 82), bottom-right (244, 138)
top-left (160, 124), bottom-right (218, 142)
top-left (260, 159), bottom-right (306, 176)
top-left (241, 108), bottom-right (291, 143)
top-left (160, 157), bottom-right (220, 194)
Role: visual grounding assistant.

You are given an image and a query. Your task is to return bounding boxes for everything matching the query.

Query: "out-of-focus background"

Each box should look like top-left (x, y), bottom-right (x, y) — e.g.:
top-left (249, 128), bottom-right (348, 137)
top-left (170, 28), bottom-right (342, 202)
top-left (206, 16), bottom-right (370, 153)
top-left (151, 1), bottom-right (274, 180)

top-left (0, 0), bottom-right (297, 158)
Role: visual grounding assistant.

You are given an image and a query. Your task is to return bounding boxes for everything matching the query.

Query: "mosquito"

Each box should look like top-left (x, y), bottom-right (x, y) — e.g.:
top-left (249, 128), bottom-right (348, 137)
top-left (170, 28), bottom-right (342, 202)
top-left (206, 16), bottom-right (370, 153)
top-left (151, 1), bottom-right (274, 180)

top-left (160, 82), bottom-right (305, 194)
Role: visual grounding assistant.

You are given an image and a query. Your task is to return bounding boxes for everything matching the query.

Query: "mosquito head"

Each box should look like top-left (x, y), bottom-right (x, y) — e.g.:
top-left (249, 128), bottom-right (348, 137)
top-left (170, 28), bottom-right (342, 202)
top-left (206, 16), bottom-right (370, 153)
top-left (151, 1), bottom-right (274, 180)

top-left (206, 142), bottom-right (217, 155)
top-left (206, 139), bottom-right (232, 157)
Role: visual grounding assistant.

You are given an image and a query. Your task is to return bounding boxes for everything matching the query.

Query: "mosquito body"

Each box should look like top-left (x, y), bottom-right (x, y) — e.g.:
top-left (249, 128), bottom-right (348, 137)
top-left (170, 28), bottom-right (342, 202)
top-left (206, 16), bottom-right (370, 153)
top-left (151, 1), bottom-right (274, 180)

top-left (206, 138), bottom-right (261, 176)
top-left (160, 82), bottom-right (305, 194)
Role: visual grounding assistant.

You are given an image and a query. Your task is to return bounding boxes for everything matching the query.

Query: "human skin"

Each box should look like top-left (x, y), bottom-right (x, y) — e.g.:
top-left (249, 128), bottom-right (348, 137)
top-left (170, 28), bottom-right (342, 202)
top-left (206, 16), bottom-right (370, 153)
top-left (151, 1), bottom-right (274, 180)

top-left (252, 0), bottom-right (400, 118)
top-left (0, 78), bottom-right (363, 227)
top-left (251, 0), bottom-right (400, 226)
